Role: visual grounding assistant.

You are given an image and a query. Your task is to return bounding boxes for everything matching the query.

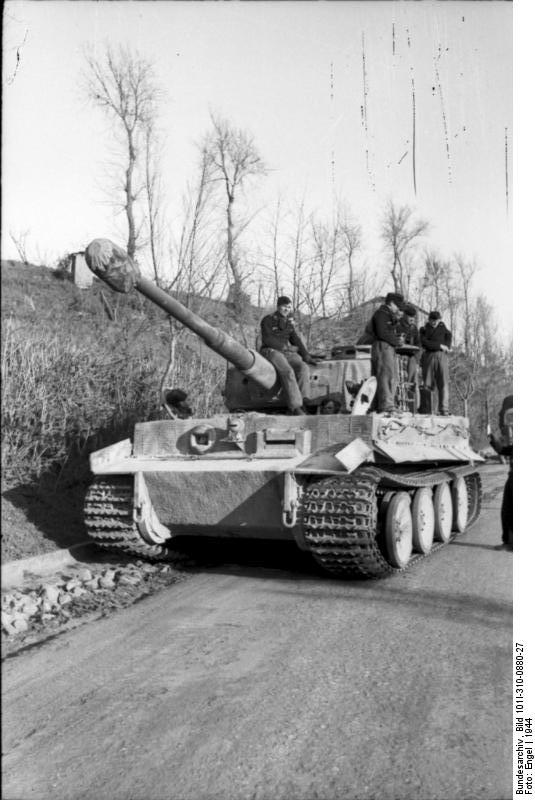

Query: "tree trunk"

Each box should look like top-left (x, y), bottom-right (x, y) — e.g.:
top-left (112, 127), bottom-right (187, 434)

top-left (226, 195), bottom-right (241, 290)
top-left (125, 133), bottom-right (137, 258)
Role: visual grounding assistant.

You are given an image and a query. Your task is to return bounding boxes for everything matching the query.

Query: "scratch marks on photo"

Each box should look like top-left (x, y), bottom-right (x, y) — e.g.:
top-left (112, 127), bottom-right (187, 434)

top-left (434, 44), bottom-right (452, 184)
top-left (406, 28), bottom-right (417, 195)
top-left (329, 61), bottom-right (336, 198)
top-left (6, 28), bottom-right (29, 86)
top-left (361, 32), bottom-right (375, 192)
top-left (504, 127), bottom-right (509, 215)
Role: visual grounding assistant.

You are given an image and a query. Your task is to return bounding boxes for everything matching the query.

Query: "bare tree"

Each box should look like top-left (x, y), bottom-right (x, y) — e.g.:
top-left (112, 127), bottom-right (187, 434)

top-left (83, 45), bottom-right (160, 259)
top-left (380, 199), bottom-right (429, 295)
top-left (268, 195), bottom-right (284, 302)
top-left (289, 195), bottom-right (309, 311)
top-left (203, 113), bottom-right (267, 294)
top-left (171, 146), bottom-right (225, 300)
top-left (470, 294), bottom-right (499, 367)
top-left (421, 250), bottom-right (446, 310)
top-left (450, 352), bottom-right (478, 418)
top-left (310, 215), bottom-right (342, 317)
top-left (143, 119), bottom-right (166, 285)
top-left (9, 229), bottom-right (31, 264)
top-left (454, 254), bottom-right (478, 356)
top-left (339, 212), bottom-right (362, 312)
top-left (160, 148), bottom-right (229, 399)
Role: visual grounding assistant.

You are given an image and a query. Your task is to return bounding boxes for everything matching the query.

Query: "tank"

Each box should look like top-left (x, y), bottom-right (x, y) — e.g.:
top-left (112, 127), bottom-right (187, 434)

top-left (82, 238), bottom-right (483, 578)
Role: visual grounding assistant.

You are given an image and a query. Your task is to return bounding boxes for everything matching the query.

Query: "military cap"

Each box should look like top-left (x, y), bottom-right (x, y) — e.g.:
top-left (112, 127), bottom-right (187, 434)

top-left (385, 292), bottom-right (404, 307)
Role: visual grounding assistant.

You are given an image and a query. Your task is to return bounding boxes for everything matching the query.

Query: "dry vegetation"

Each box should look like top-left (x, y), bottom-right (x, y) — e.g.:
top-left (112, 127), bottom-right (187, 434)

top-left (0, 261), bottom-right (244, 489)
top-left (0, 260), bottom-right (237, 559)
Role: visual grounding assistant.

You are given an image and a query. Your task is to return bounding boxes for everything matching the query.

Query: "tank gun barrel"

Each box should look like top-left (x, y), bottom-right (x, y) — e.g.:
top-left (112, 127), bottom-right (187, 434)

top-left (84, 239), bottom-right (277, 391)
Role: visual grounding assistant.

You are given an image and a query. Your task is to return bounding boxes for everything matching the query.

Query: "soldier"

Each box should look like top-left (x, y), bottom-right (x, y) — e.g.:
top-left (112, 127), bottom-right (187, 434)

top-left (368, 292), bottom-right (405, 413)
top-left (488, 395), bottom-right (513, 550)
top-left (419, 310), bottom-right (451, 415)
top-left (260, 296), bottom-right (317, 415)
top-left (320, 397), bottom-right (341, 415)
top-left (397, 303), bottom-right (420, 381)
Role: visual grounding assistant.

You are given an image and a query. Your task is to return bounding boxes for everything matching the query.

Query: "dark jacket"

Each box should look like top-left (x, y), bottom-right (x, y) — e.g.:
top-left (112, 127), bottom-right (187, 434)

top-left (419, 321), bottom-right (452, 351)
top-left (492, 394), bottom-right (513, 458)
top-left (260, 312), bottom-right (310, 359)
top-left (398, 317), bottom-right (420, 347)
top-left (369, 304), bottom-right (400, 347)
top-left (490, 433), bottom-right (513, 459)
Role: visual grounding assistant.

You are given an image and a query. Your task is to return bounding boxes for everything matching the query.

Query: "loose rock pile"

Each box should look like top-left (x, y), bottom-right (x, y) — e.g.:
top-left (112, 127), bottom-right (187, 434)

top-left (1, 560), bottom-right (184, 651)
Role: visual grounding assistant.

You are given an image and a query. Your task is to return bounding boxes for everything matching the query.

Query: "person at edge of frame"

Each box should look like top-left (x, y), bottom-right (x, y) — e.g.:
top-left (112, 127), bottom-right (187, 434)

top-left (419, 310), bottom-right (452, 415)
top-left (367, 292), bottom-right (405, 413)
top-left (488, 394), bottom-right (513, 551)
top-left (260, 296), bottom-right (318, 416)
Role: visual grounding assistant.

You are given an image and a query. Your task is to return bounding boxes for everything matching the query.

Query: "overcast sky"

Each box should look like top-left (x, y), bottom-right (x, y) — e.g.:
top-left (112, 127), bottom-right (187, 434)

top-left (2, 0), bottom-right (516, 332)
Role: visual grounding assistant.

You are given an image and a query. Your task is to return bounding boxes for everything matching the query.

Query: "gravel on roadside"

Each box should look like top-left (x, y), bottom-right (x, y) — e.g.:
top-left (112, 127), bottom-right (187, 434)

top-left (1, 558), bottom-right (192, 658)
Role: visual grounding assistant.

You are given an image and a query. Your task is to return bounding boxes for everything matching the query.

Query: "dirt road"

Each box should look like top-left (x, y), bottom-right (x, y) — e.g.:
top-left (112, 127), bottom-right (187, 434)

top-left (2, 466), bottom-right (512, 800)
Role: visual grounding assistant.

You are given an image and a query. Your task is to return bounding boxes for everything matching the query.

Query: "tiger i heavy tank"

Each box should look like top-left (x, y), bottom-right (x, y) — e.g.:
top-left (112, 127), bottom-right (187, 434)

top-left (82, 238), bottom-right (482, 578)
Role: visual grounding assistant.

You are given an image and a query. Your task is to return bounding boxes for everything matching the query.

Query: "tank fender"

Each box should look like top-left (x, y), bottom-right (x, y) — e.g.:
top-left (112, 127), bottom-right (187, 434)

top-left (89, 438), bottom-right (132, 473)
top-left (133, 472), bottom-right (172, 545)
top-left (335, 437), bottom-right (374, 471)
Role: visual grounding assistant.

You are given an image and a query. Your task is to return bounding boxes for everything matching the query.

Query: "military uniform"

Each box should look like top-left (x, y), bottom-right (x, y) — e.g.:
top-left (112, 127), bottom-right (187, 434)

top-left (489, 395), bottom-right (513, 548)
top-left (398, 315), bottom-right (420, 384)
top-left (260, 311), bottom-right (313, 411)
top-left (369, 303), bottom-right (402, 413)
top-left (419, 319), bottom-right (452, 415)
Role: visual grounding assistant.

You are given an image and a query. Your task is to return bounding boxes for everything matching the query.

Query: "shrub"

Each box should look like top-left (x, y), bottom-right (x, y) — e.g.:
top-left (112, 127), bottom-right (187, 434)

top-left (1, 321), bottom-right (157, 484)
top-left (1, 319), bottom-right (227, 487)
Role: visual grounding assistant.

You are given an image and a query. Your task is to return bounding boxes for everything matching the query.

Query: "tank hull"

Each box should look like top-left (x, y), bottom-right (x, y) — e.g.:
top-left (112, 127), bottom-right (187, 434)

top-left (85, 413), bottom-right (482, 559)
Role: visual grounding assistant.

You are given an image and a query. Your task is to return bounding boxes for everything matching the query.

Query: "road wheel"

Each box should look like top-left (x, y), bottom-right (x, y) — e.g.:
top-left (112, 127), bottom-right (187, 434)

top-left (452, 476), bottom-right (469, 533)
top-left (411, 488), bottom-right (434, 554)
top-left (385, 492), bottom-right (413, 568)
top-left (434, 482), bottom-right (453, 542)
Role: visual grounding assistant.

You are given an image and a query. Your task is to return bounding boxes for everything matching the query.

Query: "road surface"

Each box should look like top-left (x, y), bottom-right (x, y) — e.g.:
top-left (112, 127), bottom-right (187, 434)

top-left (2, 465), bottom-right (512, 800)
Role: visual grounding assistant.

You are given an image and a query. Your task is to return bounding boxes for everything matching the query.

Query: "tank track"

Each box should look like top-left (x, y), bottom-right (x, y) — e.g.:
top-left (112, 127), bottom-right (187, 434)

top-left (465, 471), bottom-right (482, 527)
top-left (84, 476), bottom-right (178, 562)
top-left (301, 466), bottom-right (482, 578)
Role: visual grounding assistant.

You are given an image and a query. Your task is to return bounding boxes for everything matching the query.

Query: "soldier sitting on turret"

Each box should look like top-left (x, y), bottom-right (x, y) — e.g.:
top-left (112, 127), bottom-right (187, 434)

top-left (260, 297), bottom-right (317, 415)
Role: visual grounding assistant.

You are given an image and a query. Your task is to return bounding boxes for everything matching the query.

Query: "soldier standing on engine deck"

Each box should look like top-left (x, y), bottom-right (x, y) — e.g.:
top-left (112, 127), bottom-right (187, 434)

top-left (368, 292), bottom-right (405, 413)
top-left (260, 296), bottom-right (317, 415)
top-left (419, 310), bottom-right (452, 415)
top-left (397, 303), bottom-right (420, 381)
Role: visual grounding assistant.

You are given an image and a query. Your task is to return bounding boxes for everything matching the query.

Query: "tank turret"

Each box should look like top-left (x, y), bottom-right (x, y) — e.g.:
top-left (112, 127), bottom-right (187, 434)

top-left (84, 238), bottom-right (370, 413)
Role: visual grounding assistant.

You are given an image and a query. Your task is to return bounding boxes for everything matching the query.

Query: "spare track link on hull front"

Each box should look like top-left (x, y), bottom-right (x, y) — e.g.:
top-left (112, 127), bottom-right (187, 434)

top-left (84, 476), bottom-right (177, 562)
top-left (301, 467), bottom-right (482, 579)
